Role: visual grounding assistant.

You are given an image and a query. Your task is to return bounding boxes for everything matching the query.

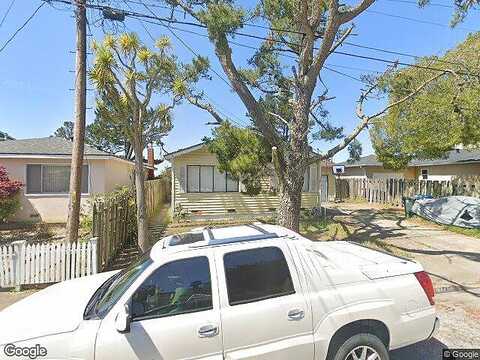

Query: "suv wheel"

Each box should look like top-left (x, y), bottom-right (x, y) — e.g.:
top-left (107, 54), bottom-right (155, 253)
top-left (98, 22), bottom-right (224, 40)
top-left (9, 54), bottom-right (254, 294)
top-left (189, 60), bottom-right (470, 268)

top-left (333, 333), bottom-right (389, 360)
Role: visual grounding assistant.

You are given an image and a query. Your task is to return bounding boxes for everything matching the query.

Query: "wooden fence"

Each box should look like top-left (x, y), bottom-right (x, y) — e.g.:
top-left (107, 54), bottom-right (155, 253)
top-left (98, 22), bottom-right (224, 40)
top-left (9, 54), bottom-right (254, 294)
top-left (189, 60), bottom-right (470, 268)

top-left (92, 194), bottom-right (136, 271)
top-left (145, 178), bottom-right (170, 219)
top-left (336, 177), bottom-right (480, 206)
top-left (91, 178), bottom-right (169, 271)
top-left (0, 238), bottom-right (98, 289)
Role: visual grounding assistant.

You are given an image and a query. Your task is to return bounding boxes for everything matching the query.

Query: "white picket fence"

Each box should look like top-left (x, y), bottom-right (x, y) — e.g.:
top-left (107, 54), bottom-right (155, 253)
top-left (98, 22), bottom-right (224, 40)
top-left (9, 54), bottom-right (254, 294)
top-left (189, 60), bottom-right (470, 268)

top-left (0, 238), bottom-right (98, 289)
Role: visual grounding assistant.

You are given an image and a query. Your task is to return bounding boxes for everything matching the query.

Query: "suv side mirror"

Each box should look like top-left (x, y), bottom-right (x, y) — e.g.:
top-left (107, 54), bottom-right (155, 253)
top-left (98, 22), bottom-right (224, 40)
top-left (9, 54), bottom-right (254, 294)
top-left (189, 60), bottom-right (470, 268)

top-left (115, 304), bottom-right (131, 333)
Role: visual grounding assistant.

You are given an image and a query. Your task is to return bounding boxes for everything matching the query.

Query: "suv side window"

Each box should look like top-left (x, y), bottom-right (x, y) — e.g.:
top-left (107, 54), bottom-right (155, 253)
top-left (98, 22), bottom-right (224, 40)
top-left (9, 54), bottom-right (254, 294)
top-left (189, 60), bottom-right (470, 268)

top-left (224, 246), bottom-right (295, 306)
top-left (131, 256), bottom-right (213, 321)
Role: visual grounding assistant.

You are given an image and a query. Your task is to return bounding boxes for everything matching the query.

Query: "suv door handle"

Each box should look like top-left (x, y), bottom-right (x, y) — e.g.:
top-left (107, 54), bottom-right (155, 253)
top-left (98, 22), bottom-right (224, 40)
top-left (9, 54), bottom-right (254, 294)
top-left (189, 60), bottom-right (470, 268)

top-left (288, 309), bottom-right (305, 321)
top-left (198, 324), bottom-right (219, 338)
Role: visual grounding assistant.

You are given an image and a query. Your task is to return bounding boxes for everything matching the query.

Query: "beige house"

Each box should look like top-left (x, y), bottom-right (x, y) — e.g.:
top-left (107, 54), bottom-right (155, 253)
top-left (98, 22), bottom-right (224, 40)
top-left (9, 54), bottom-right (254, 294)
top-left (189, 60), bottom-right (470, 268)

top-left (337, 149), bottom-right (480, 181)
top-left (165, 143), bottom-right (336, 219)
top-left (0, 137), bottom-right (135, 223)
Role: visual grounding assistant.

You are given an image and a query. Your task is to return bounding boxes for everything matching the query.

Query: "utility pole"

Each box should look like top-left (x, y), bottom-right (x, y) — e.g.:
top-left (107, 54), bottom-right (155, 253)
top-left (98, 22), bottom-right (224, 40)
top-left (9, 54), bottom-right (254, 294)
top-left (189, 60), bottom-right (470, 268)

top-left (66, 0), bottom-right (87, 242)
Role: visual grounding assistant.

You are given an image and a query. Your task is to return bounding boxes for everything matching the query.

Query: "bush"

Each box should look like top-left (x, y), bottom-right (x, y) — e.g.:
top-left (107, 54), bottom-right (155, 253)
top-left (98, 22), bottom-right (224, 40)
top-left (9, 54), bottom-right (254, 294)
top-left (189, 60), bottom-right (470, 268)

top-left (0, 196), bottom-right (21, 222)
top-left (0, 166), bottom-right (23, 222)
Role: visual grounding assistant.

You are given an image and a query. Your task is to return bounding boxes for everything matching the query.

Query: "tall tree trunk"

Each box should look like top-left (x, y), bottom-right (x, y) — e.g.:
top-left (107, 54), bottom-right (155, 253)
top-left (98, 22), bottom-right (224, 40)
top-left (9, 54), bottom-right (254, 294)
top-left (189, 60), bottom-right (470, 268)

top-left (133, 140), bottom-right (149, 252)
top-left (277, 173), bottom-right (303, 232)
top-left (66, 0), bottom-right (87, 243)
top-left (276, 96), bottom-right (310, 232)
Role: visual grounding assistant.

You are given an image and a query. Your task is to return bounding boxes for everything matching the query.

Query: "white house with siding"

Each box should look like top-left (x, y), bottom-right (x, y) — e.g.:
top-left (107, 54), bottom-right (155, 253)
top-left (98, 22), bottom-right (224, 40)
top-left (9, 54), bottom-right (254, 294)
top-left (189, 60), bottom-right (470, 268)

top-left (165, 143), bottom-right (336, 220)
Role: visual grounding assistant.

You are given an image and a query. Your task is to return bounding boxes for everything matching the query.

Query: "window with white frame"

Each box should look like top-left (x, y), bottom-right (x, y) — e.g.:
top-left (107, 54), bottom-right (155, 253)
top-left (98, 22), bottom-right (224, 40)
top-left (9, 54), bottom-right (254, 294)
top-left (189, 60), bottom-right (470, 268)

top-left (421, 169), bottom-right (428, 180)
top-left (26, 164), bottom-right (89, 194)
top-left (187, 165), bottom-right (239, 193)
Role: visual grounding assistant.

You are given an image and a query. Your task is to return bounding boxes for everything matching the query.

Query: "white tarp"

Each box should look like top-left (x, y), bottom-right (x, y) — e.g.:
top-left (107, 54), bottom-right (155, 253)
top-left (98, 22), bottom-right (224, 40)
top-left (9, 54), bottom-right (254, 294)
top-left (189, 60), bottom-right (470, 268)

top-left (411, 196), bottom-right (480, 228)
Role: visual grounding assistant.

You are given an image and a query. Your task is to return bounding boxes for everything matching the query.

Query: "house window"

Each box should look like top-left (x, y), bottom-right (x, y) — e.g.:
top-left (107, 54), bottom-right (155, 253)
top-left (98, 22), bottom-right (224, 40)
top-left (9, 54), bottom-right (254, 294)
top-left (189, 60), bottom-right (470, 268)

top-left (302, 167), bottom-right (310, 192)
top-left (187, 165), bottom-right (239, 193)
top-left (421, 169), bottom-right (428, 180)
top-left (26, 164), bottom-right (89, 194)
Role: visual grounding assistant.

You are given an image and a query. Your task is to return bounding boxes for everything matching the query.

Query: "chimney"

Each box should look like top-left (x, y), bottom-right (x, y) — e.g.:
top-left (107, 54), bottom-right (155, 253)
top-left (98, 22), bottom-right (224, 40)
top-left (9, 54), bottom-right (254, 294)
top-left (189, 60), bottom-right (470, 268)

top-left (147, 144), bottom-right (155, 179)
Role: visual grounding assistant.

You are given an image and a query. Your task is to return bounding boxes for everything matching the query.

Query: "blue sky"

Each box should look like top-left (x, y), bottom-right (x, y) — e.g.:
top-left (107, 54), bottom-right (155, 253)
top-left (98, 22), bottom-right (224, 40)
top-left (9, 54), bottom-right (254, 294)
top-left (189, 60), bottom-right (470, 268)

top-left (0, 0), bottom-right (479, 166)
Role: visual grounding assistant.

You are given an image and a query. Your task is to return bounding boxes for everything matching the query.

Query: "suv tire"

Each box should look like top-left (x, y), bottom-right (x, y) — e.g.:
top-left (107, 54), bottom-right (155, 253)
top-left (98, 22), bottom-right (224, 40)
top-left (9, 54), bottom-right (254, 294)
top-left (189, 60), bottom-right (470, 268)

top-left (332, 333), bottom-right (390, 360)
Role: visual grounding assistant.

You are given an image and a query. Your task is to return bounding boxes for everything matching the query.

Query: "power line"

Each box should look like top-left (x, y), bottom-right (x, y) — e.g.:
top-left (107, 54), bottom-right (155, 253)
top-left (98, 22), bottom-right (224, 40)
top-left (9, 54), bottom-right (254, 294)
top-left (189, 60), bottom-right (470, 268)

top-left (126, 1), bottom-right (250, 127)
top-left (134, 16), bottom-right (379, 84)
top-left (136, 14), bottom-right (475, 77)
top-left (0, 2), bottom-right (45, 54)
top-left (365, 9), bottom-right (477, 31)
top-left (382, 0), bottom-right (480, 11)
top-left (323, 66), bottom-right (367, 84)
top-left (44, 0), bottom-right (478, 78)
top-left (122, 0), bottom-right (468, 66)
top-left (0, 0), bottom-right (16, 28)
top-left (47, 0), bottom-right (467, 68)
top-left (138, 1), bottom-right (250, 128)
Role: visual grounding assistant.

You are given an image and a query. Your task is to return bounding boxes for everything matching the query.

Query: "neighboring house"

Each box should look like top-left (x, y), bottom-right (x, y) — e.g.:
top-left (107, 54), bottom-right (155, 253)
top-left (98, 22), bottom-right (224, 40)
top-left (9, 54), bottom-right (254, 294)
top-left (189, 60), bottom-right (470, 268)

top-left (165, 143), bottom-right (336, 219)
top-left (337, 149), bottom-right (480, 181)
top-left (0, 137), bottom-right (136, 223)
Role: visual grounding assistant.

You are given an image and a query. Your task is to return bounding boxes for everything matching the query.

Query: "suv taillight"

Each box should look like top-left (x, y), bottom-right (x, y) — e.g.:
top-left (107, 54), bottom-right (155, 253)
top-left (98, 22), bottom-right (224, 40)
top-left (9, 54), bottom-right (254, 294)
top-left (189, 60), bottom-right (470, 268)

top-left (415, 271), bottom-right (435, 305)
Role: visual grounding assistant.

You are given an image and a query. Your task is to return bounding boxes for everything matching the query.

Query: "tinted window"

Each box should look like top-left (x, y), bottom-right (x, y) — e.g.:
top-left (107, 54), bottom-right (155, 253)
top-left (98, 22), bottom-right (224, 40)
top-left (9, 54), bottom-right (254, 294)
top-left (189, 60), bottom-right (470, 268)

top-left (224, 247), bottom-right (295, 306)
top-left (131, 257), bottom-right (212, 320)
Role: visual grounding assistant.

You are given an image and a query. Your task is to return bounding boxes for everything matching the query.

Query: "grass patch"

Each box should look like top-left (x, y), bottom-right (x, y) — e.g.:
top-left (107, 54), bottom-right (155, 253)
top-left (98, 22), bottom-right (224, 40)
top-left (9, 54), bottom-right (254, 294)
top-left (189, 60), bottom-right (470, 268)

top-left (300, 216), bottom-right (354, 241)
top-left (408, 215), bottom-right (480, 239)
top-left (444, 225), bottom-right (480, 238)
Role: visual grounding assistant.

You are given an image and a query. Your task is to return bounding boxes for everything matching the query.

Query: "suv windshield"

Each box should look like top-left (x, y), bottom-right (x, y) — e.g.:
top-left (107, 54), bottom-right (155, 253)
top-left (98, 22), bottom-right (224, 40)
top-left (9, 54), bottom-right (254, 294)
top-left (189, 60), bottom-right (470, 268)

top-left (84, 252), bottom-right (153, 320)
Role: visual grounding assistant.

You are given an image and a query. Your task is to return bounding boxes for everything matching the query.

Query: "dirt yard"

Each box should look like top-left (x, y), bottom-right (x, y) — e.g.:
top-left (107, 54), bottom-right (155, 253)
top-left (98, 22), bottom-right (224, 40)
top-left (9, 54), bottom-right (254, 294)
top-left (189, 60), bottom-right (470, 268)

top-left (0, 223), bottom-right (66, 245)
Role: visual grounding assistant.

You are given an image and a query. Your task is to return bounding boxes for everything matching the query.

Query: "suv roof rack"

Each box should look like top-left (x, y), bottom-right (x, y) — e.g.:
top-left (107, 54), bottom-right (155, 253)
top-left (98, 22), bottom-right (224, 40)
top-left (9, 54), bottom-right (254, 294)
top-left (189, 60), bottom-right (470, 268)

top-left (164, 224), bottom-right (280, 249)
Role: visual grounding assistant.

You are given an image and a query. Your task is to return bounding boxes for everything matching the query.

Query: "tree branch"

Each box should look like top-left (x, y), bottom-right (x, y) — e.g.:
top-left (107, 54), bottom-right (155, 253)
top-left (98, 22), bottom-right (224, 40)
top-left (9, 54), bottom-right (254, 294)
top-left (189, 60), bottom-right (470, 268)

top-left (309, 69), bottom-right (452, 164)
top-left (338, 0), bottom-right (375, 24)
top-left (187, 95), bottom-right (226, 124)
top-left (329, 25), bottom-right (354, 55)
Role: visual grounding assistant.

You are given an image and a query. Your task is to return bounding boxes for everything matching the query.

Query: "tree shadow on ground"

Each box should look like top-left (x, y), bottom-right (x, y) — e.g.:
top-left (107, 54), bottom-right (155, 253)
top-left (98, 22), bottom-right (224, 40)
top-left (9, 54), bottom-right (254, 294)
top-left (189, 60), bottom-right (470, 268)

top-left (326, 208), bottom-right (408, 244)
top-left (323, 206), bottom-right (480, 291)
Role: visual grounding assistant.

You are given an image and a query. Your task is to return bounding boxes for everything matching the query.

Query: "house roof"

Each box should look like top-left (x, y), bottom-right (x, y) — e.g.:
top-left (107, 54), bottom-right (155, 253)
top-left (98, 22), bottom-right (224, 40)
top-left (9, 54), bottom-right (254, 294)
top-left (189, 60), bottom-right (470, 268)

top-left (164, 142), bottom-right (207, 160)
top-left (337, 154), bottom-right (382, 167)
top-left (0, 137), bottom-right (140, 167)
top-left (164, 142), bottom-right (329, 165)
top-left (0, 137), bottom-right (111, 156)
top-left (338, 149), bottom-right (480, 168)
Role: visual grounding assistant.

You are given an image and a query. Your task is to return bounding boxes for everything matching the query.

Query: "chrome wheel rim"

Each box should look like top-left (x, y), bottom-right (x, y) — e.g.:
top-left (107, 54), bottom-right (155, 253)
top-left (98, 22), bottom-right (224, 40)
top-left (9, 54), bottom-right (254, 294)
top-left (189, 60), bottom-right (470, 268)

top-left (345, 345), bottom-right (381, 360)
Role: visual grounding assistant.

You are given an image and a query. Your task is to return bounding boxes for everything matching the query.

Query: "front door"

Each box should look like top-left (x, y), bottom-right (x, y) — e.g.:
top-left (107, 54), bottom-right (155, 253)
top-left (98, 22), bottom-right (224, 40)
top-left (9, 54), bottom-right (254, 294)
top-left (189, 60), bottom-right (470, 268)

top-left (214, 242), bottom-right (314, 360)
top-left (95, 251), bottom-right (223, 360)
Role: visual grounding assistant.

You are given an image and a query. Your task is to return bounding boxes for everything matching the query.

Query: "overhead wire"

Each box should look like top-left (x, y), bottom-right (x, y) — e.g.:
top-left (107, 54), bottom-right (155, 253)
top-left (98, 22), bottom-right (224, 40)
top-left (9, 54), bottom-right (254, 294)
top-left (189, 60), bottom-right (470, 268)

top-left (0, 2), bottom-right (45, 54)
top-left (44, 0), bottom-right (471, 70)
top-left (0, 0), bottom-right (16, 28)
top-left (43, 0), bottom-right (479, 83)
top-left (364, 9), bottom-right (477, 31)
top-left (123, 0), bottom-right (249, 126)
top-left (138, 0), bottom-right (251, 127)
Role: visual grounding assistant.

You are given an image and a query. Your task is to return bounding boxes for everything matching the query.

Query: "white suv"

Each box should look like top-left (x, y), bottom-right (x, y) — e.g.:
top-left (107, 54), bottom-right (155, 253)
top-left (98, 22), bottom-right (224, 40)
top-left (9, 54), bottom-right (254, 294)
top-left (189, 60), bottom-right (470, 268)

top-left (0, 224), bottom-right (439, 360)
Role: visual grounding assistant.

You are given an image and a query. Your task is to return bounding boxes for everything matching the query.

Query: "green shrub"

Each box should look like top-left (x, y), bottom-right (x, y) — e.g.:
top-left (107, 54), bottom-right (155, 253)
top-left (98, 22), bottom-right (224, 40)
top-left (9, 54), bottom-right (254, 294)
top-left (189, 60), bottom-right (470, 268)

top-left (0, 195), bottom-right (20, 223)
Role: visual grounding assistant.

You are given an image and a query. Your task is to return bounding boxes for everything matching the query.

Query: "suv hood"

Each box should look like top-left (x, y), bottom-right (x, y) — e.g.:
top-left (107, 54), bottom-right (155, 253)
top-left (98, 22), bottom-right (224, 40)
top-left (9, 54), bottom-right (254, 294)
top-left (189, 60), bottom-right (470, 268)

top-left (0, 271), bottom-right (117, 345)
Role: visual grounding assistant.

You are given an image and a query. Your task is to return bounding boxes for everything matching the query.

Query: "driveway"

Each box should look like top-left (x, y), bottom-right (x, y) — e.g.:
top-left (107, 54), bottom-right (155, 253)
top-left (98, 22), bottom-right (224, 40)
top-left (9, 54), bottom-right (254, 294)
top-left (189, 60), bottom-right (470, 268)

top-left (326, 202), bottom-right (480, 357)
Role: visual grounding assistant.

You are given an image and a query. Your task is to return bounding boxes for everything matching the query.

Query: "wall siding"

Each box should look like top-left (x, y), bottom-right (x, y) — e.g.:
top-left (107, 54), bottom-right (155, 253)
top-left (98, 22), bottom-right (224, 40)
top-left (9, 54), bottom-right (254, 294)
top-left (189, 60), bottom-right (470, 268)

top-left (171, 147), bottom-right (333, 217)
